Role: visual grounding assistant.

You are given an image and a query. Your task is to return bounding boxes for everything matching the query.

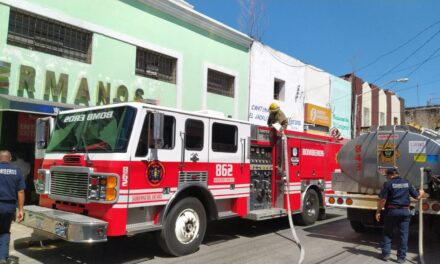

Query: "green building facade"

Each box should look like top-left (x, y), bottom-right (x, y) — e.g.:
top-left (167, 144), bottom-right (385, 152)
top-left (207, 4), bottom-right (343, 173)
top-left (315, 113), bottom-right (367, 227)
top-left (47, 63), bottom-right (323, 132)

top-left (0, 0), bottom-right (251, 198)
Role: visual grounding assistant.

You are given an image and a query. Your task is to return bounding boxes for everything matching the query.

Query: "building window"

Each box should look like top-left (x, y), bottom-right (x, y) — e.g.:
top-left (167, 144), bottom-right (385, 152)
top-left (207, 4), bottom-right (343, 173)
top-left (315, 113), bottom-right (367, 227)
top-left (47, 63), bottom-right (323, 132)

top-left (207, 69), bottom-right (235, 97)
top-left (380, 112), bottom-right (385, 125)
top-left (185, 119), bottom-right (204, 151)
top-left (212, 123), bottom-right (237, 153)
top-left (136, 48), bottom-right (177, 84)
top-left (7, 8), bottom-right (93, 63)
top-left (274, 79), bottom-right (285, 101)
top-left (363, 107), bottom-right (370, 127)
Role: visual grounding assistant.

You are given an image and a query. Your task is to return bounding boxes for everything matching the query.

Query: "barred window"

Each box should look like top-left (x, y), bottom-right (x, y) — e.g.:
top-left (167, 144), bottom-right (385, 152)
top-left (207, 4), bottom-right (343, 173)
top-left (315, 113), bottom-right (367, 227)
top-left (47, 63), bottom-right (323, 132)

top-left (207, 69), bottom-right (234, 98)
top-left (136, 48), bottom-right (177, 84)
top-left (7, 8), bottom-right (93, 63)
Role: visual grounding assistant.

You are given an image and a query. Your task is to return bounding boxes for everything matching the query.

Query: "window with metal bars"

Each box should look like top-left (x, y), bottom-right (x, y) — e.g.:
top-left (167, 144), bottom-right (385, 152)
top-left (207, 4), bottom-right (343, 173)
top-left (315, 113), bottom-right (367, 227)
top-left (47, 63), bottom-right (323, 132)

top-left (136, 48), bottom-right (177, 84)
top-left (207, 69), bottom-right (235, 98)
top-left (7, 8), bottom-right (93, 63)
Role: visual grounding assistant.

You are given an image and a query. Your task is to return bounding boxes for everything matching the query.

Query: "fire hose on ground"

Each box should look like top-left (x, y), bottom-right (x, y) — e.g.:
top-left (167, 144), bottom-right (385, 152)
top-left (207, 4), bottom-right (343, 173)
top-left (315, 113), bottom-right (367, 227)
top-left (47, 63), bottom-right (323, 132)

top-left (281, 131), bottom-right (305, 264)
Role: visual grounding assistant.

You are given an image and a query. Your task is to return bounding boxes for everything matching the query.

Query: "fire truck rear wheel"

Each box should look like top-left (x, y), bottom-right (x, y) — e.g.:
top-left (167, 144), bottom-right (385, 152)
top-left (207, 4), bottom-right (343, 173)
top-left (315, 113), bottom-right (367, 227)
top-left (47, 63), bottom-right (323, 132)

top-left (158, 197), bottom-right (207, 256)
top-left (297, 189), bottom-right (319, 226)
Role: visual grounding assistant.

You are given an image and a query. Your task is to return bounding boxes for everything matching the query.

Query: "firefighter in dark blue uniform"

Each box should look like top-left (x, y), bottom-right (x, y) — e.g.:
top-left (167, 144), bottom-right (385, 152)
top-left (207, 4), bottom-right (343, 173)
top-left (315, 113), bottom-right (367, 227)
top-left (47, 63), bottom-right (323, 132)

top-left (0, 150), bottom-right (25, 264)
top-left (376, 167), bottom-right (426, 263)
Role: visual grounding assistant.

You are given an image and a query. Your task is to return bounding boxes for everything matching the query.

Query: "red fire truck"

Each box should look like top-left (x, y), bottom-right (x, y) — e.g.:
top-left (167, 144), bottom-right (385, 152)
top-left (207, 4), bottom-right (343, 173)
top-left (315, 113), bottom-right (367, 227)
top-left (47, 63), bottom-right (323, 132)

top-left (23, 102), bottom-right (342, 256)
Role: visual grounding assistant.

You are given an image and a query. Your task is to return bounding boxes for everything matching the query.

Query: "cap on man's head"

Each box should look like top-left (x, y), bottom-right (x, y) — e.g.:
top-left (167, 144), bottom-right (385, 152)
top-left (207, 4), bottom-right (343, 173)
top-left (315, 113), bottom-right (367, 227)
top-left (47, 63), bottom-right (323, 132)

top-left (386, 167), bottom-right (398, 175)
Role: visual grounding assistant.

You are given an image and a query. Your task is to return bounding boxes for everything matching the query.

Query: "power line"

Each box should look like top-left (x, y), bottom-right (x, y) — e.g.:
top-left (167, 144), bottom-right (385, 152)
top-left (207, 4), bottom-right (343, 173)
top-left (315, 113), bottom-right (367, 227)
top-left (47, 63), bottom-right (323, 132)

top-left (405, 46), bottom-right (440, 77)
top-left (366, 53), bottom-right (440, 78)
top-left (356, 19), bottom-right (440, 73)
top-left (372, 27), bottom-right (440, 84)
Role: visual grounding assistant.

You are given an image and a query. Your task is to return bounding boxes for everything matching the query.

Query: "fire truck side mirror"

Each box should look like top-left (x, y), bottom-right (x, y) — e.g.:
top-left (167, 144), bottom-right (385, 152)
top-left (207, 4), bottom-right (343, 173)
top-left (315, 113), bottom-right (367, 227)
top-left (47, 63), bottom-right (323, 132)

top-left (35, 117), bottom-right (54, 150)
top-left (152, 112), bottom-right (164, 148)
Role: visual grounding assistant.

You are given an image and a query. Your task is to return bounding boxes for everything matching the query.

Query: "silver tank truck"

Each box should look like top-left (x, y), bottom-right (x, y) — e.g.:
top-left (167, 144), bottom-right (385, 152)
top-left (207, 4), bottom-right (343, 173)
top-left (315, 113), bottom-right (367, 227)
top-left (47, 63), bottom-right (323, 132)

top-left (333, 126), bottom-right (440, 195)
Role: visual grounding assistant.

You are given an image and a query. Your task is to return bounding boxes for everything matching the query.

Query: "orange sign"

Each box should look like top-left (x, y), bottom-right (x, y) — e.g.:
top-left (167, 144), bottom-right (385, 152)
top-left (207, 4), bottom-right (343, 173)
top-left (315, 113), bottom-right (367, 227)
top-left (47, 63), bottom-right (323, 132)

top-left (304, 103), bottom-right (332, 127)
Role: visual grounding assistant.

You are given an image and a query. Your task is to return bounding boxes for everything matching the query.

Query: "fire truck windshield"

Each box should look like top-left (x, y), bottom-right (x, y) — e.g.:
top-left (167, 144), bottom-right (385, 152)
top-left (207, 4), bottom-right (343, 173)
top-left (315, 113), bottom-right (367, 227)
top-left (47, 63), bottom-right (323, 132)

top-left (46, 106), bottom-right (136, 153)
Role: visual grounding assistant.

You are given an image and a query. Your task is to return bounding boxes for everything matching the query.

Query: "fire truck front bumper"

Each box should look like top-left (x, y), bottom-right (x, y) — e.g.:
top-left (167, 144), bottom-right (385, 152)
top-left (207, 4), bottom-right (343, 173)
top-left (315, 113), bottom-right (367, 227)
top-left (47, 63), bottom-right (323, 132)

top-left (21, 205), bottom-right (108, 243)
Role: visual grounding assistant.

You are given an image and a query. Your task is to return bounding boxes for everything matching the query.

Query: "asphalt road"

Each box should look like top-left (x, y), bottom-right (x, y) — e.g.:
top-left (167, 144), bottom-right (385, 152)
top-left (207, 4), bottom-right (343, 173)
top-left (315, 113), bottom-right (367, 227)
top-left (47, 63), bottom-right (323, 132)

top-left (10, 208), bottom-right (440, 264)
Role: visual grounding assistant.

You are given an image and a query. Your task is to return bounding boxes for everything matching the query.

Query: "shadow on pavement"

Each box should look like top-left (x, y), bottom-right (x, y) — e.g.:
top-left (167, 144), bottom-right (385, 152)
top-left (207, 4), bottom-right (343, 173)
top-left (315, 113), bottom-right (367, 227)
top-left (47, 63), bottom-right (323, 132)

top-left (13, 213), bottom-right (343, 263)
top-left (304, 218), bottom-right (440, 264)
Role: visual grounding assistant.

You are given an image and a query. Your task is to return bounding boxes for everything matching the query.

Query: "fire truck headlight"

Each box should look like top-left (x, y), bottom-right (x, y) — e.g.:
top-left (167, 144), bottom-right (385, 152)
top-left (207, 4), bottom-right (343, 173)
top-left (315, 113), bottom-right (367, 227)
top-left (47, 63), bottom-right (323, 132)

top-left (106, 176), bottom-right (117, 189)
top-left (105, 188), bottom-right (117, 201)
top-left (88, 174), bottom-right (119, 203)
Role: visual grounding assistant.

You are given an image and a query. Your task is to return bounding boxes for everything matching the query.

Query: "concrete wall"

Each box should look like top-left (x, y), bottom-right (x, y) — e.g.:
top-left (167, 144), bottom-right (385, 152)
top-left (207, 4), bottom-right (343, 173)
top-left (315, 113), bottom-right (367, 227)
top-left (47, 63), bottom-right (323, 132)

top-left (391, 95), bottom-right (401, 124)
top-left (304, 66), bottom-right (330, 109)
top-left (405, 106), bottom-right (440, 131)
top-left (378, 90), bottom-right (387, 125)
top-left (361, 82), bottom-right (372, 128)
top-left (0, 0), bottom-right (251, 119)
top-left (330, 75), bottom-right (351, 138)
top-left (249, 42), bottom-right (305, 131)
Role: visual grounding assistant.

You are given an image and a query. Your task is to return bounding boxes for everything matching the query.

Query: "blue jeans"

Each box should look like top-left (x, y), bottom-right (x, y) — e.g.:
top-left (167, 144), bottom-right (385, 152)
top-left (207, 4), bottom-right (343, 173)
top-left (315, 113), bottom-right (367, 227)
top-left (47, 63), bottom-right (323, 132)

top-left (0, 212), bottom-right (14, 261)
top-left (381, 208), bottom-right (411, 259)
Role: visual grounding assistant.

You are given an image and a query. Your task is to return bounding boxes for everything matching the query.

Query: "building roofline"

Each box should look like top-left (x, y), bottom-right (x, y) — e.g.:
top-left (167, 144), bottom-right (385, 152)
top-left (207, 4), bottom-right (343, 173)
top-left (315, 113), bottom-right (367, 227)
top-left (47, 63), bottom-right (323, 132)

top-left (138, 0), bottom-right (253, 48)
top-left (405, 104), bottom-right (440, 110)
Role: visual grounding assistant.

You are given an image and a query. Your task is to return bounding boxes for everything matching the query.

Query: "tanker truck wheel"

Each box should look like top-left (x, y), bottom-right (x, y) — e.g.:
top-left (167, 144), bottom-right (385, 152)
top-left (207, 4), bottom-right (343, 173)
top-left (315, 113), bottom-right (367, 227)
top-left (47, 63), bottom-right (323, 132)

top-left (296, 189), bottom-right (319, 225)
top-left (350, 220), bottom-right (366, 233)
top-left (157, 197), bottom-right (207, 256)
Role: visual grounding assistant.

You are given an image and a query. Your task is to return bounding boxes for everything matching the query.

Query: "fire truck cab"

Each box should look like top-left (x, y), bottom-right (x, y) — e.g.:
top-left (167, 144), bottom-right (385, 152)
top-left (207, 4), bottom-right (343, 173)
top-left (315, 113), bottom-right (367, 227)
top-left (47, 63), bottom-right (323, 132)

top-left (23, 102), bottom-right (342, 256)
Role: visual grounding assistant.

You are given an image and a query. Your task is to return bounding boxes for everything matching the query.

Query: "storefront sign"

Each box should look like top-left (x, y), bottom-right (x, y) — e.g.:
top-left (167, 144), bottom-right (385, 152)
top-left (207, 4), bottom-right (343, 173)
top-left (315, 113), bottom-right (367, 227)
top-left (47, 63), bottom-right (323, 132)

top-left (0, 60), bottom-right (152, 106)
top-left (304, 103), bottom-right (331, 127)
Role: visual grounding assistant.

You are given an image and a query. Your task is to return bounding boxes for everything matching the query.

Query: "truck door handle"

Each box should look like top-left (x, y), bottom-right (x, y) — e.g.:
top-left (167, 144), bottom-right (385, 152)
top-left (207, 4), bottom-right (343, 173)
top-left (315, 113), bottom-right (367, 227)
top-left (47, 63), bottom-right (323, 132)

top-left (180, 132), bottom-right (185, 169)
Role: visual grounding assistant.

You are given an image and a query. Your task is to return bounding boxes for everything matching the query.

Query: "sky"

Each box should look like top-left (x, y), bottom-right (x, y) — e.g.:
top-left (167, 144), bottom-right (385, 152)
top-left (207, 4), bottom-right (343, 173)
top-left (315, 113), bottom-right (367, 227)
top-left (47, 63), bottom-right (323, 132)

top-left (187, 0), bottom-right (440, 107)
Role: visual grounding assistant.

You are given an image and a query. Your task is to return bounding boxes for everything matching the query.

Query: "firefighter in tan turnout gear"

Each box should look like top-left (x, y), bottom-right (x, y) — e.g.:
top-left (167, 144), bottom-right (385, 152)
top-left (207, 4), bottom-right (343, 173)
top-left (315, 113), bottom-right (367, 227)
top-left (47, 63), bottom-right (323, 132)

top-left (267, 103), bottom-right (288, 132)
top-left (267, 103), bottom-right (288, 168)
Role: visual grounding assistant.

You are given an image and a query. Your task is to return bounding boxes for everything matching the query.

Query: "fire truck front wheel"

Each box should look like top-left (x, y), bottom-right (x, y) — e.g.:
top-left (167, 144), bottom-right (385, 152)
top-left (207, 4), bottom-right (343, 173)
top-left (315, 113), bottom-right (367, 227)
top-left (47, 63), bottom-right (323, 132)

top-left (158, 197), bottom-right (207, 256)
top-left (296, 189), bottom-right (320, 226)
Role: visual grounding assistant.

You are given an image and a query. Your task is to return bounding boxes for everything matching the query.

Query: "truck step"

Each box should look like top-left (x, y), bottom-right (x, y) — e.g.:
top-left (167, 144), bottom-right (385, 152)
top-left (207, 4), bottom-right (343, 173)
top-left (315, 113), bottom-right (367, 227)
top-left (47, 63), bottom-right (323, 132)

top-left (218, 211), bottom-right (239, 220)
top-left (126, 222), bottom-right (162, 236)
top-left (245, 208), bottom-right (287, 221)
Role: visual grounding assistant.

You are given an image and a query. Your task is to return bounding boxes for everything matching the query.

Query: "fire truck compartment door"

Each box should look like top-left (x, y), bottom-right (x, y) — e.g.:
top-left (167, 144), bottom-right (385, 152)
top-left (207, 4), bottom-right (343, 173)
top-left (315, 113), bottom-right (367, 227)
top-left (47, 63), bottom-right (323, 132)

top-left (286, 138), bottom-right (301, 211)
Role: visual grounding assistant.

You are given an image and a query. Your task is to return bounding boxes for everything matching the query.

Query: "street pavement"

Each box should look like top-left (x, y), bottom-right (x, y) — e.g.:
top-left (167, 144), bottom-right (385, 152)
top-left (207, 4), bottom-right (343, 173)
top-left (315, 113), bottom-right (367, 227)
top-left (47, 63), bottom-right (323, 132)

top-left (6, 208), bottom-right (440, 264)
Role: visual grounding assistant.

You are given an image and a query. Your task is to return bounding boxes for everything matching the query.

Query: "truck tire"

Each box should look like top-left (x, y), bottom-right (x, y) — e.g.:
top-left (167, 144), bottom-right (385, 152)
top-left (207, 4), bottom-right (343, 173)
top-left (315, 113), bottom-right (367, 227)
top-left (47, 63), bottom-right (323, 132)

top-left (350, 220), bottom-right (366, 233)
top-left (157, 197), bottom-right (207, 256)
top-left (297, 189), bottom-right (319, 225)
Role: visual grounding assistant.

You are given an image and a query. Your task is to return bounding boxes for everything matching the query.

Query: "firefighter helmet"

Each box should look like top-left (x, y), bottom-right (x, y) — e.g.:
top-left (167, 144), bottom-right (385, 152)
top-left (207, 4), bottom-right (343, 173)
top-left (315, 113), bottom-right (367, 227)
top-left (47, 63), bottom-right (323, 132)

top-left (269, 103), bottom-right (280, 113)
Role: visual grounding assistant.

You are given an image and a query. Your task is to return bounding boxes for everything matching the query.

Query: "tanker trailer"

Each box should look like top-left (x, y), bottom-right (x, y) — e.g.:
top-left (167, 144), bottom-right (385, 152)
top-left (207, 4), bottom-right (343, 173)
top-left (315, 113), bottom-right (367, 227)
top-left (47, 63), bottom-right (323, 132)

top-left (326, 125), bottom-right (440, 232)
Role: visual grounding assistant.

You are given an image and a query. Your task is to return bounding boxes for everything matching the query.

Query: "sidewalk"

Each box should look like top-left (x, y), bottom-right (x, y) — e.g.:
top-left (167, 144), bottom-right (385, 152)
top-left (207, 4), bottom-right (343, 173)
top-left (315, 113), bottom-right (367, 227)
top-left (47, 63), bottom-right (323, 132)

top-left (9, 223), bottom-right (49, 251)
top-left (8, 223), bottom-right (58, 264)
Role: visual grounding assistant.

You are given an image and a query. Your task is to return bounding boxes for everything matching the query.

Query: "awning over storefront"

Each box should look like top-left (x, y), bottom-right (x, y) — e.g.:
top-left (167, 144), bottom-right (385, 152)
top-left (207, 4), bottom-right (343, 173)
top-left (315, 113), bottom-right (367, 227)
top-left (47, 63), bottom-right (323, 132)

top-left (0, 94), bottom-right (79, 115)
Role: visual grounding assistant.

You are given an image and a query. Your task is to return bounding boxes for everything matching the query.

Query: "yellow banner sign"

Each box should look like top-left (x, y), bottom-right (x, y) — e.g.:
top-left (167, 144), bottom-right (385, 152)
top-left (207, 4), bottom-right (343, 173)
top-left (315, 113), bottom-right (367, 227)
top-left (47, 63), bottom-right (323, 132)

top-left (304, 103), bottom-right (332, 127)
